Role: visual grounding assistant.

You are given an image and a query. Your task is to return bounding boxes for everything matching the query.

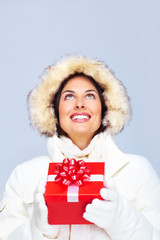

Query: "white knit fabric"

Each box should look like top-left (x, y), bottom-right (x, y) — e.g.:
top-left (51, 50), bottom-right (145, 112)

top-left (47, 131), bottom-right (109, 163)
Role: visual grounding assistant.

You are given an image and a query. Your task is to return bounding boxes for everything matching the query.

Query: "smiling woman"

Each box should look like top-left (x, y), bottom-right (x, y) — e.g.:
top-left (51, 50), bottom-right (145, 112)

top-left (0, 56), bottom-right (160, 240)
top-left (53, 73), bottom-right (108, 142)
top-left (58, 76), bottom-right (102, 150)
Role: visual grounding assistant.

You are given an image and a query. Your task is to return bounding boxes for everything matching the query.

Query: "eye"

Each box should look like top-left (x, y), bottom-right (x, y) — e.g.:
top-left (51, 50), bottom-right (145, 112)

top-left (86, 93), bottom-right (95, 99)
top-left (65, 94), bottom-right (74, 100)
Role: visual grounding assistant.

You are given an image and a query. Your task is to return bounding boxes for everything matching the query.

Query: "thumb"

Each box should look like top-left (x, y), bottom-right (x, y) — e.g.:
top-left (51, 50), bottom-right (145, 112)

top-left (34, 177), bottom-right (47, 197)
top-left (104, 178), bottom-right (116, 190)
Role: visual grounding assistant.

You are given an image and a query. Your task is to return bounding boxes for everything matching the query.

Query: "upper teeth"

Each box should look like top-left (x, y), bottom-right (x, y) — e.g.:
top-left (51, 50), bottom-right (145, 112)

top-left (72, 115), bottom-right (89, 120)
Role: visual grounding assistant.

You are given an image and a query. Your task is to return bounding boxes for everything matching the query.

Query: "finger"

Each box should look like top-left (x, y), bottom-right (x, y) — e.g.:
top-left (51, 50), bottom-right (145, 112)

top-left (83, 212), bottom-right (106, 229)
top-left (100, 188), bottom-right (118, 202)
top-left (36, 178), bottom-right (47, 194)
top-left (85, 203), bottom-right (106, 218)
top-left (39, 202), bottom-right (48, 212)
top-left (34, 193), bottom-right (48, 219)
top-left (105, 178), bottom-right (115, 190)
top-left (86, 200), bottom-right (115, 213)
top-left (34, 192), bottom-right (45, 204)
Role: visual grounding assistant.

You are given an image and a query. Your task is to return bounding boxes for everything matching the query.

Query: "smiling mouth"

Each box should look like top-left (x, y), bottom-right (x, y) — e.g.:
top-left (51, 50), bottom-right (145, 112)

top-left (70, 113), bottom-right (91, 122)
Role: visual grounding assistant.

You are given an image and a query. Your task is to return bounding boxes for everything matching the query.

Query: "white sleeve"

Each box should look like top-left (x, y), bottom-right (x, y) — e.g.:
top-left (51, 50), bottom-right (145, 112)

top-left (133, 157), bottom-right (160, 231)
top-left (6, 218), bottom-right (59, 240)
top-left (117, 156), bottom-right (160, 240)
top-left (104, 156), bottom-right (160, 240)
top-left (0, 165), bottom-right (59, 240)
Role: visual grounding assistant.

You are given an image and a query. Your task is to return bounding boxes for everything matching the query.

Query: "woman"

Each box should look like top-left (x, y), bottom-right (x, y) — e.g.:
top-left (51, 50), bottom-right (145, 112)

top-left (0, 56), bottom-right (160, 240)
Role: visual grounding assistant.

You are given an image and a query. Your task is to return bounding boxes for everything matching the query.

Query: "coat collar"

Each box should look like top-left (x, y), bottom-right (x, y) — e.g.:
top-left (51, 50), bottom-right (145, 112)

top-left (47, 133), bottom-right (129, 180)
top-left (104, 135), bottom-right (129, 180)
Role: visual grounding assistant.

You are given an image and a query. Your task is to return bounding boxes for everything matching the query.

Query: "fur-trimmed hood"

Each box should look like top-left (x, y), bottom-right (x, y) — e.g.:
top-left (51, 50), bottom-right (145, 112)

top-left (28, 56), bottom-right (131, 136)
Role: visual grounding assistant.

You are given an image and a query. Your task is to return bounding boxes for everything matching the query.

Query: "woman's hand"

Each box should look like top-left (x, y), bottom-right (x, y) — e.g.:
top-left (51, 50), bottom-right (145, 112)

top-left (83, 181), bottom-right (153, 239)
top-left (83, 187), bottom-right (124, 230)
top-left (33, 178), bottom-right (59, 238)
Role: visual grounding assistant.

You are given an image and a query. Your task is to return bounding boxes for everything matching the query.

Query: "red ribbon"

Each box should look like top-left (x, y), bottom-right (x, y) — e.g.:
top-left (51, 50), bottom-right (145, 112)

top-left (55, 158), bottom-right (90, 186)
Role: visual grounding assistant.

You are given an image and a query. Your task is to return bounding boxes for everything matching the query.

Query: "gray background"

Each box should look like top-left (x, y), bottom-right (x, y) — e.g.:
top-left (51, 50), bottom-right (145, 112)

top-left (0, 0), bottom-right (160, 198)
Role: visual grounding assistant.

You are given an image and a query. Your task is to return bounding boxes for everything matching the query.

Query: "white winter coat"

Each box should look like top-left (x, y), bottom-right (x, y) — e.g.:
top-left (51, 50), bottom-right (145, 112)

top-left (0, 136), bottom-right (160, 240)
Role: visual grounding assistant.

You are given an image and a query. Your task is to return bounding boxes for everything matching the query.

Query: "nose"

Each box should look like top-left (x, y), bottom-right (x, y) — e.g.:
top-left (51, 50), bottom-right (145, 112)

top-left (75, 98), bottom-right (85, 109)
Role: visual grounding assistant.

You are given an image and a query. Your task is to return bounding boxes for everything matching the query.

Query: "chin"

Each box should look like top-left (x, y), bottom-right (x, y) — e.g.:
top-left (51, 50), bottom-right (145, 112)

top-left (69, 129), bottom-right (97, 138)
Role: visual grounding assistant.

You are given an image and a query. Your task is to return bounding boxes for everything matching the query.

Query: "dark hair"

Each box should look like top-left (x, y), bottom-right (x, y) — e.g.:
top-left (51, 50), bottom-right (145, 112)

top-left (52, 73), bottom-right (107, 136)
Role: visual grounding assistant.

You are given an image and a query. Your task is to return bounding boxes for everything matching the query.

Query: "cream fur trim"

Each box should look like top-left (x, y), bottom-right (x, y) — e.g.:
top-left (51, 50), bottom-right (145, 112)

top-left (28, 56), bottom-right (131, 136)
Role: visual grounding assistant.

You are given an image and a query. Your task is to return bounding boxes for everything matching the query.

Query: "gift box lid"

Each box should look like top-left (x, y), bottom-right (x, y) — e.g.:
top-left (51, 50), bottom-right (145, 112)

top-left (45, 162), bottom-right (104, 202)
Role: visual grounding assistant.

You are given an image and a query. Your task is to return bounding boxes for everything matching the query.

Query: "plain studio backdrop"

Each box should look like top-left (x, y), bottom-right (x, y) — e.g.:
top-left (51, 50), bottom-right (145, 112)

top-left (0, 0), bottom-right (160, 198)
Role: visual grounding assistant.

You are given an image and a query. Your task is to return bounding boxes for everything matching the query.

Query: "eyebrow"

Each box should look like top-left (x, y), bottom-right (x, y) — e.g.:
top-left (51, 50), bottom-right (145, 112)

top-left (61, 89), bottom-right (98, 95)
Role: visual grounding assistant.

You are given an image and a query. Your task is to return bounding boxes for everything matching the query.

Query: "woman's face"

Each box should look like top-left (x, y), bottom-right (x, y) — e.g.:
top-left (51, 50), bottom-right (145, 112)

top-left (59, 76), bottom-right (102, 141)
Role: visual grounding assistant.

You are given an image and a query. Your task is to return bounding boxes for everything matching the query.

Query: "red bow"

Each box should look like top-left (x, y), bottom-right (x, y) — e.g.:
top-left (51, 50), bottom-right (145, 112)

top-left (55, 158), bottom-right (90, 186)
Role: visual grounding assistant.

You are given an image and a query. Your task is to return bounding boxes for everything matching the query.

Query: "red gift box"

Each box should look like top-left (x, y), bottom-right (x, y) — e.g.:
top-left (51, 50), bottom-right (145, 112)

top-left (44, 161), bottom-right (104, 225)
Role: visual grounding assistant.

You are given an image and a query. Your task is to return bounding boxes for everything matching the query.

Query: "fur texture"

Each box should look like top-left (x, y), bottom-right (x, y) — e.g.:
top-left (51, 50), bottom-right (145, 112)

top-left (28, 56), bottom-right (131, 136)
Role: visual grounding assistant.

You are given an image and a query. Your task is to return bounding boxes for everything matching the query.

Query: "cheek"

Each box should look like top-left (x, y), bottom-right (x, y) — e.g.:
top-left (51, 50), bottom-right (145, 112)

top-left (59, 101), bottom-right (72, 120)
top-left (92, 102), bottom-right (102, 118)
top-left (96, 104), bottom-right (102, 125)
top-left (58, 104), bottom-right (66, 130)
top-left (58, 101), bottom-right (66, 127)
top-left (58, 103), bottom-right (63, 120)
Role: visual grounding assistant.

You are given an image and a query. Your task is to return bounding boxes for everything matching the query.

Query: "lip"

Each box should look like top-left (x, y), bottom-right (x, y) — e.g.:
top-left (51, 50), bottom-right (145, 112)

top-left (70, 112), bottom-right (91, 123)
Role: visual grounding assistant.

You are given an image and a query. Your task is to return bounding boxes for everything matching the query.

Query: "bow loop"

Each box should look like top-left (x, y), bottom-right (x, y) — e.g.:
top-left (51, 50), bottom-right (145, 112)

top-left (55, 158), bottom-right (90, 186)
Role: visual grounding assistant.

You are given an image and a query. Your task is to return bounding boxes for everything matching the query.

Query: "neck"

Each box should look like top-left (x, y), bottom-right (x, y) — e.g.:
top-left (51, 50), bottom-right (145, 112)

top-left (69, 135), bottom-right (92, 150)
